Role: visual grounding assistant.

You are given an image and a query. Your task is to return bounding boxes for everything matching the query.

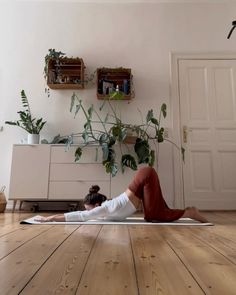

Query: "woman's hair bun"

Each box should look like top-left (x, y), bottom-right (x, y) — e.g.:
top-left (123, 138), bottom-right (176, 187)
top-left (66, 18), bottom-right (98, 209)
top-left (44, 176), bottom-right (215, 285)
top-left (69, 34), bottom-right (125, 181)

top-left (89, 185), bottom-right (100, 194)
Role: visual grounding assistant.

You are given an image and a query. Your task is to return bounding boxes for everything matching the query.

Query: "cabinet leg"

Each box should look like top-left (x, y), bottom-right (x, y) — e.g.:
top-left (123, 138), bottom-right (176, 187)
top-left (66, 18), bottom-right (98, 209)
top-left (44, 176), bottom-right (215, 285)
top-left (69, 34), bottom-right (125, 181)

top-left (31, 203), bottom-right (39, 213)
top-left (19, 201), bottom-right (24, 211)
top-left (12, 200), bottom-right (17, 213)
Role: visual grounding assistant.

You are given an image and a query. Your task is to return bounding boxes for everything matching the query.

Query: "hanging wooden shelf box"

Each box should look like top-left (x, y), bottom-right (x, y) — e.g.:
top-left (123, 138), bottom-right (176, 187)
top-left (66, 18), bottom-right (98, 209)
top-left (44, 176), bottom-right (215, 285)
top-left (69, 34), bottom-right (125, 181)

top-left (47, 57), bottom-right (85, 89)
top-left (97, 67), bottom-right (132, 100)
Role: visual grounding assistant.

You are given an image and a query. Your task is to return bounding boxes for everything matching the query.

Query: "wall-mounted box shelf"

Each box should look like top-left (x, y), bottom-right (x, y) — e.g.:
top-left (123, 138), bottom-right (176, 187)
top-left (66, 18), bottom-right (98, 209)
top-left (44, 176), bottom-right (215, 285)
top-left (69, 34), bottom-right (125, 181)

top-left (97, 67), bottom-right (132, 100)
top-left (47, 57), bottom-right (85, 89)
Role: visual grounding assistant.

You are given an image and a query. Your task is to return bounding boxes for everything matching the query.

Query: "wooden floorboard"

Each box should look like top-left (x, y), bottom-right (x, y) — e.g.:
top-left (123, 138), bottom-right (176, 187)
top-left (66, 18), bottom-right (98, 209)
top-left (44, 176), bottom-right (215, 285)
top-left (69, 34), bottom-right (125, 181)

top-left (161, 227), bottom-right (236, 295)
top-left (20, 225), bottom-right (101, 295)
top-left (76, 225), bottom-right (139, 295)
top-left (0, 225), bottom-right (54, 260)
top-left (129, 226), bottom-right (204, 294)
top-left (0, 225), bottom-right (79, 294)
top-left (0, 211), bottom-right (235, 295)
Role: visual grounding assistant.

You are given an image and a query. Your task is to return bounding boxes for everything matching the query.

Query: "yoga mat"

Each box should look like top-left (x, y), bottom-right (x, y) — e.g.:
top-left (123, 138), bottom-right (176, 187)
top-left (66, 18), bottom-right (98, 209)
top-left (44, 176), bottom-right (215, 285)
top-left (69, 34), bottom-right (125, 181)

top-left (20, 216), bottom-right (213, 226)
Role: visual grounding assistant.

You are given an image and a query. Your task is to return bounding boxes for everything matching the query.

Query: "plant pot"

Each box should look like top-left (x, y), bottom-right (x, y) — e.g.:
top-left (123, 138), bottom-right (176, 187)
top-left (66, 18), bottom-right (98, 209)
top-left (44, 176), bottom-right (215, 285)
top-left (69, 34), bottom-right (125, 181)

top-left (27, 134), bottom-right (40, 144)
top-left (123, 135), bottom-right (137, 144)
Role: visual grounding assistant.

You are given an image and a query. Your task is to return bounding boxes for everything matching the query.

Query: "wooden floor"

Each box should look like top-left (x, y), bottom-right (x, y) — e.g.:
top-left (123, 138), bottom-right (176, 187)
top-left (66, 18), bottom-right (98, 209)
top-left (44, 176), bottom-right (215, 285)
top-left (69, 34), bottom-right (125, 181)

top-left (0, 212), bottom-right (236, 295)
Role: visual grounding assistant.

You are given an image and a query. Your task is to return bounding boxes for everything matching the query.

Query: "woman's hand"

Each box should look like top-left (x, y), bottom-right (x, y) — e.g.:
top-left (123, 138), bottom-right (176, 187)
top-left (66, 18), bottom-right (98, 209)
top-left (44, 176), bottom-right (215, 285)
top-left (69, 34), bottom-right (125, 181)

top-left (34, 215), bottom-right (55, 222)
top-left (34, 214), bottom-right (65, 222)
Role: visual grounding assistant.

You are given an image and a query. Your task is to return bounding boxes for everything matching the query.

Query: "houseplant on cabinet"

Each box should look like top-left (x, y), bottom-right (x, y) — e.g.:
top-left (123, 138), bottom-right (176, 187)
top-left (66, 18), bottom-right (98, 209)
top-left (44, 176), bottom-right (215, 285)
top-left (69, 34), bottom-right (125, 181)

top-left (69, 92), bottom-right (181, 176)
top-left (5, 90), bottom-right (46, 144)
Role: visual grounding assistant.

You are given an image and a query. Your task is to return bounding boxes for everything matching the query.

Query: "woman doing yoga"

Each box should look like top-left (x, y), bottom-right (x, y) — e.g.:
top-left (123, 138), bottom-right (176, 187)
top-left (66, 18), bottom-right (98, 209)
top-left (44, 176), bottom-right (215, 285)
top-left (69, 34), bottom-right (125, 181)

top-left (35, 166), bottom-right (208, 223)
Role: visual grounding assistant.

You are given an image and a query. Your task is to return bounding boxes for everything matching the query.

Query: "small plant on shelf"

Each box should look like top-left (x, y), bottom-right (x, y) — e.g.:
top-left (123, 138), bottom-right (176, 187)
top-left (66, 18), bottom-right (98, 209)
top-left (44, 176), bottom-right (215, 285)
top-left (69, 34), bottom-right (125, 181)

top-left (44, 48), bottom-right (86, 95)
top-left (44, 49), bottom-right (66, 96)
top-left (97, 67), bottom-right (134, 100)
top-left (44, 48), bottom-right (66, 81)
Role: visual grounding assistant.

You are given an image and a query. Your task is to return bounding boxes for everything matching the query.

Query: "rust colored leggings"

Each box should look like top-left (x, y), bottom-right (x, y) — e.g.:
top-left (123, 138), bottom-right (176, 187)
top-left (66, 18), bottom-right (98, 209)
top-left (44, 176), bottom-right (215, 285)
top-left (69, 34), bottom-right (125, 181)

top-left (128, 166), bottom-right (184, 222)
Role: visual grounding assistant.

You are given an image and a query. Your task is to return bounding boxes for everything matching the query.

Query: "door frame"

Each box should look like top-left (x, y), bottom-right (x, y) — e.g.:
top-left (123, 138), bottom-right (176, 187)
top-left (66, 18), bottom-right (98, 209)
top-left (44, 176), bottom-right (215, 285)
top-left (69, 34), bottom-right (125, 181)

top-left (170, 52), bottom-right (236, 209)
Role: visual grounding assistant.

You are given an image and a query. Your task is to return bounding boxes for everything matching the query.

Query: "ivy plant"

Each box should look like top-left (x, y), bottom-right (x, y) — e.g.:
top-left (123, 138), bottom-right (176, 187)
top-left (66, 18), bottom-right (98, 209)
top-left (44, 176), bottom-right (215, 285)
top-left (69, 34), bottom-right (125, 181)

top-left (44, 49), bottom-right (66, 97)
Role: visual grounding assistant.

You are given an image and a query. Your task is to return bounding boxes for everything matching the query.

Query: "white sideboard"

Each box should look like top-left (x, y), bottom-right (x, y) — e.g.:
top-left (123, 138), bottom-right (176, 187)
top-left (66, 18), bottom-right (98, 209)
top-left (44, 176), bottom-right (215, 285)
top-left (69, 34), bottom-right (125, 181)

top-left (49, 145), bottom-right (110, 200)
top-left (9, 144), bottom-right (113, 211)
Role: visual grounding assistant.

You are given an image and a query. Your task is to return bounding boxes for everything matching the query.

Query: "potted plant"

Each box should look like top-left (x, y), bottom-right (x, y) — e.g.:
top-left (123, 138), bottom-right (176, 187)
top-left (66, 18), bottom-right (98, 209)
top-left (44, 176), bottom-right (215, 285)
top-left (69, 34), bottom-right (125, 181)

top-left (68, 92), bottom-right (183, 176)
top-left (5, 90), bottom-right (46, 144)
top-left (44, 48), bottom-right (66, 96)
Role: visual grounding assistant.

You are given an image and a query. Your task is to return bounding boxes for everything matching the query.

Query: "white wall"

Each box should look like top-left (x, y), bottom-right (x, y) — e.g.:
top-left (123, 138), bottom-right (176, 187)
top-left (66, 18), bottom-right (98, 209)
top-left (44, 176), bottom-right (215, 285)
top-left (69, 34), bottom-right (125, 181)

top-left (1, 1), bottom-right (236, 208)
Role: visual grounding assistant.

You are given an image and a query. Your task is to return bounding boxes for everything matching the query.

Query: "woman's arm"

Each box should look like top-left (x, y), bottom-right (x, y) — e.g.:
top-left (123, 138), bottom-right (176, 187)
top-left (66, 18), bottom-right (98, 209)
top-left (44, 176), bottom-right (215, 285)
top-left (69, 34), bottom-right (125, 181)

top-left (64, 205), bottom-right (108, 221)
top-left (34, 214), bottom-right (65, 222)
top-left (34, 206), bottom-right (108, 222)
top-left (35, 195), bottom-right (126, 223)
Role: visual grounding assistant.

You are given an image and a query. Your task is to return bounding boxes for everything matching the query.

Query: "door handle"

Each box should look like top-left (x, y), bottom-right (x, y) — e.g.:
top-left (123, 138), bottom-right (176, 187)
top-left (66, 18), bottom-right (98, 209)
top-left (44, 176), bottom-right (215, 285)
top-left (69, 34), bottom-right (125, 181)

top-left (183, 125), bottom-right (188, 143)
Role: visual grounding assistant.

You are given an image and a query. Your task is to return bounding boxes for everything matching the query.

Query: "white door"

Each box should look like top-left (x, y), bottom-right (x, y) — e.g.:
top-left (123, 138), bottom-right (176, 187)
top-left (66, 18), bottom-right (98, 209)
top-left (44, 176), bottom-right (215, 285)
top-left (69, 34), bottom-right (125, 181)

top-left (179, 59), bottom-right (236, 209)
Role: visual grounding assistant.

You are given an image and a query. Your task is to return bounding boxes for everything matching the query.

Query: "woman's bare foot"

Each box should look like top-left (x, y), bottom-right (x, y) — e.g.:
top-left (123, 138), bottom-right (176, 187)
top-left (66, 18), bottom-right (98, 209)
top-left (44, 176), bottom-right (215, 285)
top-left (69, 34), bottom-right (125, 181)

top-left (182, 207), bottom-right (209, 223)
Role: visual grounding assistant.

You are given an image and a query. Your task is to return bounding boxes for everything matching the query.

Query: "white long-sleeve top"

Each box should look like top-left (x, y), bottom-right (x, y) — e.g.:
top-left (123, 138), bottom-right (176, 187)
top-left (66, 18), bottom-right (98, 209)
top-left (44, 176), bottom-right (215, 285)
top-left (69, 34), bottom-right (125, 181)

top-left (64, 192), bottom-right (136, 222)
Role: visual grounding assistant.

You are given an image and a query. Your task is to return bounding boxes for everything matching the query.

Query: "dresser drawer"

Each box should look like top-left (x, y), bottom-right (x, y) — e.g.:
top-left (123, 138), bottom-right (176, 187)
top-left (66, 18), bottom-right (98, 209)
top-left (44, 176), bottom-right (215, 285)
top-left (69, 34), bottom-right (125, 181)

top-left (50, 146), bottom-right (103, 163)
top-left (48, 181), bottom-right (110, 200)
top-left (50, 163), bottom-right (110, 181)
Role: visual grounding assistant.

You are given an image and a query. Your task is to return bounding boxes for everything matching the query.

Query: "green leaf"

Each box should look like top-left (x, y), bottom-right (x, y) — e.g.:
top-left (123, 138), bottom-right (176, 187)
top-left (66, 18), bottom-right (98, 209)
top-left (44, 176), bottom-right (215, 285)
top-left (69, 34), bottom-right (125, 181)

top-left (102, 143), bottom-right (109, 160)
top-left (20, 90), bottom-right (30, 113)
top-left (70, 92), bottom-right (76, 112)
top-left (99, 133), bottom-right (108, 145)
top-left (150, 118), bottom-right (159, 125)
top-left (38, 121), bottom-right (46, 132)
top-left (84, 121), bottom-right (91, 130)
top-left (82, 131), bottom-right (89, 143)
top-left (161, 103), bottom-right (167, 118)
top-left (110, 163), bottom-right (118, 177)
top-left (134, 138), bottom-right (150, 164)
top-left (146, 110), bottom-right (153, 123)
top-left (103, 161), bottom-right (118, 176)
top-left (50, 135), bottom-right (69, 144)
top-left (88, 105), bottom-right (93, 119)
top-left (157, 127), bottom-right (164, 143)
top-left (146, 109), bottom-right (153, 123)
top-left (5, 121), bottom-right (17, 126)
top-left (121, 154), bottom-right (137, 172)
top-left (111, 125), bottom-right (123, 140)
top-left (41, 139), bottom-right (48, 144)
top-left (36, 118), bottom-right (43, 126)
top-left (17, 111), bottom-right (27, 121)
top-left (74, 103), bottom-right (81, 117)
top-left (120, 128), bottom-right (127, 142)
top-left (50, 134), bottom-right (61, 144)
top-left (108, 137), bottom-right (116, 147)
top-left (75, 147), bottom-right (82, 162)
top-left (65, 136), bottom-right (73, 150)
top-left (148, 150), bottom-right (155, 166)
top-left (109, 91), bottom-right (124, 100)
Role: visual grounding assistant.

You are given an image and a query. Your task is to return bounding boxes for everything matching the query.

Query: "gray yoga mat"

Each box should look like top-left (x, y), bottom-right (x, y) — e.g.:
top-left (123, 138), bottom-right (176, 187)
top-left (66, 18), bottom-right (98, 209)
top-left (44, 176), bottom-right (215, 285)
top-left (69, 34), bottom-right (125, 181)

top-left (20, 216), bottom-right (213, 226)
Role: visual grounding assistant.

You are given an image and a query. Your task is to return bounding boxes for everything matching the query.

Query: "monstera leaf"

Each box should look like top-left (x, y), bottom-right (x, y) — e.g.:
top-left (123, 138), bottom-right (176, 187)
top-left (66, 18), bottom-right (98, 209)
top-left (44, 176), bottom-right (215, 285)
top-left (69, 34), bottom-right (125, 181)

top-left (103, 160), bottom-right (118, 177)
top-left (134, 138), bottom-right (150, 164)
top-left (121, 154), bottom-right (137, 172)
top-left (75, 147), bottom-right (82, 162)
